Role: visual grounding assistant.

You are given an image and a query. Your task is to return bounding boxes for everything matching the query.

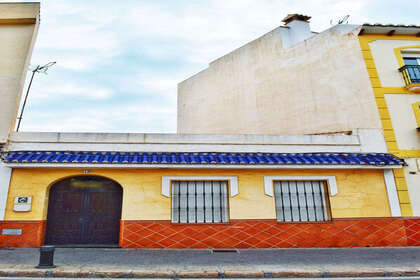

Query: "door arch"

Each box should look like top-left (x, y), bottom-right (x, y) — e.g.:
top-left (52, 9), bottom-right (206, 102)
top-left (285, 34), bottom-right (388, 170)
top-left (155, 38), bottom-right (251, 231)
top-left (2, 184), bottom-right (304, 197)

top-left (45, 175), bottom-right (123, 246)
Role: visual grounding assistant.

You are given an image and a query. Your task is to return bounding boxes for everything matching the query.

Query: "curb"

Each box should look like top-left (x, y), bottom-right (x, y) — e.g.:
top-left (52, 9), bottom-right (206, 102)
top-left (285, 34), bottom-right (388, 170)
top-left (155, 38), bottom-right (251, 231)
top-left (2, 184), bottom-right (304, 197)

top-left (1, 268), bottom-right (420, 278)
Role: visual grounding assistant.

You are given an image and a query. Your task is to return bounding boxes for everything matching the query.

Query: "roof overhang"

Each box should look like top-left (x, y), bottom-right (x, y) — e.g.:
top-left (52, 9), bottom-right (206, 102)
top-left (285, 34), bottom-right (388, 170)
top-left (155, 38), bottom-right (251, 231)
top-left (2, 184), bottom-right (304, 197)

top-left (3, 163), bottom-right (402, 169)
top-left (359, 24), bottom-right (420, 36)
top-left (2, 151), bottom-right (403, 169)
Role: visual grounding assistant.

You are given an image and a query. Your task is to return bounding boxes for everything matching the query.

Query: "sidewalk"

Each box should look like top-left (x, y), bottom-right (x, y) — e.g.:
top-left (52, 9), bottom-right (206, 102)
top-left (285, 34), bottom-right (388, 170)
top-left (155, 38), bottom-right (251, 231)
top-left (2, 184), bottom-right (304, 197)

top-left (0, 247), bottom-right (419, 278)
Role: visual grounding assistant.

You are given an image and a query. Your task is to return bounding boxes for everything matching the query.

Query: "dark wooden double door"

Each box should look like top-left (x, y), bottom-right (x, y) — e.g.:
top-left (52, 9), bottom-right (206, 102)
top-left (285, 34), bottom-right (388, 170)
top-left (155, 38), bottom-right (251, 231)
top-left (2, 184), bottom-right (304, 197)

top-left (46, 176), bottom-right (123, 246)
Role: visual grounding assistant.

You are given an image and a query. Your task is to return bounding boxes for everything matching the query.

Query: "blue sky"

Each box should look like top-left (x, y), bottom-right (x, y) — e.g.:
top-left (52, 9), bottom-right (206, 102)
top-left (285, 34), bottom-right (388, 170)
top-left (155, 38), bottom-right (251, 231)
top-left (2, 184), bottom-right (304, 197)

top-left (5, 0), bottom-right (420, 133)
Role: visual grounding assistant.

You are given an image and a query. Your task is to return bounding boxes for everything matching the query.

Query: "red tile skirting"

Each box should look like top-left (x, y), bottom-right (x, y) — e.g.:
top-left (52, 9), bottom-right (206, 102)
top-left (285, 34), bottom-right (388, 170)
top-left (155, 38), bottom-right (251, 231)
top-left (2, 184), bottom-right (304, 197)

top-left (1, 218), bottom-right (419, 248)
top-left (120, 218), bottom-right (419, 249)
top-left (0, 221), bottom-right (45, 247)
top-left (404, 218), bottom-right (420, 246)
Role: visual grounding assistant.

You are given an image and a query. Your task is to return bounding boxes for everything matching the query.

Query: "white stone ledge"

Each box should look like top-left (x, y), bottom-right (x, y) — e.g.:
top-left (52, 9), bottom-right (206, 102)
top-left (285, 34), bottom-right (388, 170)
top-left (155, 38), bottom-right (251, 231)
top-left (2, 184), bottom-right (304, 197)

top-left (9, 132), bottom-right (360, 145)
top-left (5, 143), bottom-right (364, 153)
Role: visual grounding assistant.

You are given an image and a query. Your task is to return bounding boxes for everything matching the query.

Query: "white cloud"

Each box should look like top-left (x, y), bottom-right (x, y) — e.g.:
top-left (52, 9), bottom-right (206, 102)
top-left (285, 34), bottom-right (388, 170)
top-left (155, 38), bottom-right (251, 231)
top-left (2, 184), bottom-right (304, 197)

top-left (28, 81), bottom-right (114, 102)
top-left (11, 0), bottom-right (419, 133)
top-left (21, 104), bottom-right (176, 133)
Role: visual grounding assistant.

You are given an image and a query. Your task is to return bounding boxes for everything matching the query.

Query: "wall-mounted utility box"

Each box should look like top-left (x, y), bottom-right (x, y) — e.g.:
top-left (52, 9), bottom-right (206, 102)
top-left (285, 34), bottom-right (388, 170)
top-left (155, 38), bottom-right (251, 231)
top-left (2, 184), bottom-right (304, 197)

top-left (13, 196), bottom-right (32, 212)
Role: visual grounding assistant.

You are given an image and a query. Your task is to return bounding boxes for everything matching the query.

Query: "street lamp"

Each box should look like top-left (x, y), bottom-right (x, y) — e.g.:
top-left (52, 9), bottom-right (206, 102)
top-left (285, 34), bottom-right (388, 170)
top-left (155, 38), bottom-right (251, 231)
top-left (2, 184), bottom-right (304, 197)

top-left (16, 62), bottom-right (56, 132)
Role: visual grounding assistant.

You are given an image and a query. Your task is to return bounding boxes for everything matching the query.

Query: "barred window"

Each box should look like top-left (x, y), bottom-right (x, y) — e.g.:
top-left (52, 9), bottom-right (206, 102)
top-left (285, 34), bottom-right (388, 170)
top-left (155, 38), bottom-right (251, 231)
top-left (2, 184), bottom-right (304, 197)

top-left (171, 181), bottom-right (229, 223)
top-left (274, 180), bottom-right (330, 222)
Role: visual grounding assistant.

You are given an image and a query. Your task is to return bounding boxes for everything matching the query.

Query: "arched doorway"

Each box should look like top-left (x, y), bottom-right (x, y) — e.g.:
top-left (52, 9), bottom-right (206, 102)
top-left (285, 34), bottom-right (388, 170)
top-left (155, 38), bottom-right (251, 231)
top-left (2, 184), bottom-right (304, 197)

top-left (45, 176), bottom-right (123, 246)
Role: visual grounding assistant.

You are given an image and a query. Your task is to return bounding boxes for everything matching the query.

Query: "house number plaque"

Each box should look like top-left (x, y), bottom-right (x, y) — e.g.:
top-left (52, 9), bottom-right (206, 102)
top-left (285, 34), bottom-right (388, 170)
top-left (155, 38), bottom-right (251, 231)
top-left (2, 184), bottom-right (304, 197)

top-left (13, 196), bottom-right (32, 212)
top-left (1, 228), bottom-right (22, 235)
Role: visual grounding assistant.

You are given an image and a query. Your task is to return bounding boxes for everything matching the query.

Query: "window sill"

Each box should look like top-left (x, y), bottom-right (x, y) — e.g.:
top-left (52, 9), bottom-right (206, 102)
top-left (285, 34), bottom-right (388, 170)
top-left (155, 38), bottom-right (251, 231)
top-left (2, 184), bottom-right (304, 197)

top-left (276, 220), bottom-right (332, 224)
top-left (405, 83), bottom-right (420, 93)
top-left (171, 222), bottom-right (230, 225)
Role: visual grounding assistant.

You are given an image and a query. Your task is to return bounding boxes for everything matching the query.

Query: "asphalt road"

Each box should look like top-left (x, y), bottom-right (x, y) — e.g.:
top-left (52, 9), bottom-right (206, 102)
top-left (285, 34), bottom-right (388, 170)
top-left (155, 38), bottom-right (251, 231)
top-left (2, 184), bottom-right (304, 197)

top-left (0, 276), bottom-right (420, 280)
top-left (0, 247), bottom-right (420, 271)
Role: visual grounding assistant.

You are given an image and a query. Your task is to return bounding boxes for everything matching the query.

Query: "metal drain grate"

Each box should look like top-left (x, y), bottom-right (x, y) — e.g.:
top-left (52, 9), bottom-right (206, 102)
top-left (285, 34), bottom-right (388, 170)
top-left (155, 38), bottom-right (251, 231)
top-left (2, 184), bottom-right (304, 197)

top-left (211, 249), bottom-right (238, 253)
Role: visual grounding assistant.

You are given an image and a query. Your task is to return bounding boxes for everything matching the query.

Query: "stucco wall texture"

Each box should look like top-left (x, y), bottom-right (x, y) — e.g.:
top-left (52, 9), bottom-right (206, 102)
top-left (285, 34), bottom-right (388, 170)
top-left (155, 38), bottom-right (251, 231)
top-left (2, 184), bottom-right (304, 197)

top-left (5, 168), bottom-right (391, 221)
top-left (369, 40), bottom-right (420, 88)
top-left (177, 24), bottom-right (381, 135)
top-left (0, 3), bottom-right (39, 143)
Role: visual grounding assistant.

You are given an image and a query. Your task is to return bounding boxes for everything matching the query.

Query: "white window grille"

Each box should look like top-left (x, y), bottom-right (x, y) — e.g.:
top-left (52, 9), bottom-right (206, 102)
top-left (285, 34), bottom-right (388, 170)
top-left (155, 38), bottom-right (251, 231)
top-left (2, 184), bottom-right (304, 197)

top-left (273, 180), bottom-right (330, 222)
top-left (171, 181), bottom-right (229, 224)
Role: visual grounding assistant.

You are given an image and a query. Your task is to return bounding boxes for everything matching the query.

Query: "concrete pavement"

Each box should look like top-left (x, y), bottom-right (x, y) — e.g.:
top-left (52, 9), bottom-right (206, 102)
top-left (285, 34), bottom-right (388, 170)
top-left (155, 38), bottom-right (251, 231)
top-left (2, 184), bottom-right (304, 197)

top-left (3, 278), bottom-right (420, 280)
top-left (0, 247), bottom-right (419, 278)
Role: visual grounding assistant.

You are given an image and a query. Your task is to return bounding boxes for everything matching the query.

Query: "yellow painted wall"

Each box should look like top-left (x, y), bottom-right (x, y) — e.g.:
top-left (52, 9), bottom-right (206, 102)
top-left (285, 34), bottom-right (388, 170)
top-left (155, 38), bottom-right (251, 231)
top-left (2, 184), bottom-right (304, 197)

top-left (358, 34), bottom-right (420, 216)
top-left (5, 168), bottom-right (391, 221)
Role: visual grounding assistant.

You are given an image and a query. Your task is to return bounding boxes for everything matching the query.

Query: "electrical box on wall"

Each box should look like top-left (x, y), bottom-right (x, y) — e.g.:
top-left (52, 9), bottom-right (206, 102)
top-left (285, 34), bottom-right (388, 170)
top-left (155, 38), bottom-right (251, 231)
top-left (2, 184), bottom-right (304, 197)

top-left (13, 196), bottom-right (32, 212)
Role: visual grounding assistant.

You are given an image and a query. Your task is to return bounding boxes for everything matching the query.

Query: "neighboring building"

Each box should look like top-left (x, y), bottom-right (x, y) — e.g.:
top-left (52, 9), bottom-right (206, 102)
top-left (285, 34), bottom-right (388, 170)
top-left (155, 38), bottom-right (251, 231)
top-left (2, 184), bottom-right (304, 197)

top-left (178, 15), bottom-right (420, 217)
top-left (178, 15), bottom-right (380, 135)
top-left (0, 7), bottom-right (419, 249)
top-left (0, 2), bottom-right (40, 236)
top-left (358, 26), bottom-right (420, 216)
top-left (0, 3), bottom-right (40, 143)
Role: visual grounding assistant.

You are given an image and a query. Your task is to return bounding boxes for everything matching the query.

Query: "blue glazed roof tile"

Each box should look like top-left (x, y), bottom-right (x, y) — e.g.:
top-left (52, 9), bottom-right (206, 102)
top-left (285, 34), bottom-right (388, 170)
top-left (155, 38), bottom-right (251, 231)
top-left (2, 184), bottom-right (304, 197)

top-left (2, 151), bottom-right (403, 167)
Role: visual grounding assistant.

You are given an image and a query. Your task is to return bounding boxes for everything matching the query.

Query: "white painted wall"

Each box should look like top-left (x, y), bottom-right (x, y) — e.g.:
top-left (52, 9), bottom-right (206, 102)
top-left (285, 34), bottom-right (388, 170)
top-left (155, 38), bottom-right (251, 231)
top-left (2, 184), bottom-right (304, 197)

top-left (5, 129), bottom-right (383, 154)
top-left (369, 40), bottom-right (420, 88)
top-left (383, 170), bottom-right (402, 217)
top-left (404, 158), bottom-right (420, 216)
top-left (384, 94), bottom-right (420, 150)
top-left (0, 163), bottom-right (12, 220)
top-left (357, 128), bottom-right (387, 153)
top-left (178, 24), bottom-right (381, 135)
top-left (281, 20), bottom-right (314, 48)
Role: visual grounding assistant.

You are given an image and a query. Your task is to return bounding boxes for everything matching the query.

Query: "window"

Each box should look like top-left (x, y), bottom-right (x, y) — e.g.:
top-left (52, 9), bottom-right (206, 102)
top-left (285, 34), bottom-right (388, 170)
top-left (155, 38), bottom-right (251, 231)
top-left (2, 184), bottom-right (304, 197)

top-left (273, 180), bottom-right (330, 222)
top-left (171, 181), bottom-right (229, 223)
top-left (403, 56), bottom-right (420, 66)
top-left (400, 54), bottom-right (420, 86)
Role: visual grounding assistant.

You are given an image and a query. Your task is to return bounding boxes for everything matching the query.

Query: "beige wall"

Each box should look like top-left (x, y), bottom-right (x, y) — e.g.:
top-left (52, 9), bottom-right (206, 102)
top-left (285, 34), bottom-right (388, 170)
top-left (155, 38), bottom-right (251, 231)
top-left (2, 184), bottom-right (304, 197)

top-left (178, 24), bottom-right (381, 134)
top-left (5, 168), bottom-right (391, 221)
top-left (0, 3), bottom-right (39, 143)
top-left (385, 94), bottom-right (420, 150)
top-left (369, 40), bottom-right (420, 87)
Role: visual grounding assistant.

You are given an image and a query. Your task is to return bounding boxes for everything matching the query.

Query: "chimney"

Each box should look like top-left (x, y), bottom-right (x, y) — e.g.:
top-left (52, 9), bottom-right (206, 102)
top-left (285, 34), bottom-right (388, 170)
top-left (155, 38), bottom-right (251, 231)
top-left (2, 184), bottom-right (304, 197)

top-left (281, 14), bottom-right (313, 47)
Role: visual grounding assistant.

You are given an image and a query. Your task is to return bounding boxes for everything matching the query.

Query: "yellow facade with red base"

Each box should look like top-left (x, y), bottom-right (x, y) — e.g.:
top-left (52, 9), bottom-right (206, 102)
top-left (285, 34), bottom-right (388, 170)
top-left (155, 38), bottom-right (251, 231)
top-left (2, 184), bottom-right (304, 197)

top-left (2, 167), bottom-right (418, 248)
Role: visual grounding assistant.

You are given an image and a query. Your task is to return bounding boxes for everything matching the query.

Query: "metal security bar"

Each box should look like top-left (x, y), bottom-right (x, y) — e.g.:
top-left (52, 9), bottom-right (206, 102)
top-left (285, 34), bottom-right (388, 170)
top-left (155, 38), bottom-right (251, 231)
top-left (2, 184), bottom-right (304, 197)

top-left (171, 181), bottom-right (229, 223)
top-left (399, 65), bottom-right (420, 86)
top-left (274, 181), bottom-right (329, 222)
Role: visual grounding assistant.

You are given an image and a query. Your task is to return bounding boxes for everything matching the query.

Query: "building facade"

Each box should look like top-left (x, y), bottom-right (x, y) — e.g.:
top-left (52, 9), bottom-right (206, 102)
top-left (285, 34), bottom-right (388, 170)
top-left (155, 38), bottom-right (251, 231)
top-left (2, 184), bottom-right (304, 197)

top-left (178, 15), bottom-right (420, 218)
top-left (0, 2), bottom-right (40, 233)
top-left (0, 3), bottom-right (39, 143)
top-left (358, 26), bottom-right (420, 216)
top-left (0, 7), bottom-right (419, 249)
top-left (2, 131), bottom-right (418, 248)
top-left (177, 16), bottom-right (380, 135)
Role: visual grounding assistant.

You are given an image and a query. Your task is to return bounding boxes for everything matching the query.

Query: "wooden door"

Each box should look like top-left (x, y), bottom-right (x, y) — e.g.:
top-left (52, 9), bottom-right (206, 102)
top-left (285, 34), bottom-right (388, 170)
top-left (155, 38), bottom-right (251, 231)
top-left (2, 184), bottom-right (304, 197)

top-left (45, 176), bottom-right (122, 245)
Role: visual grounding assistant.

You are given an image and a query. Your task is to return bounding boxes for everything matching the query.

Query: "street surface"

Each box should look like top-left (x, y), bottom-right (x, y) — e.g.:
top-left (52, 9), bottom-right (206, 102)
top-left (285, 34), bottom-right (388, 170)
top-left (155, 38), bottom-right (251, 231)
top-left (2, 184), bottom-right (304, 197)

top-left (1, 247), bottom-right (420, 270)
top-left (0, 247), bottom-right (419, 278)
top-left (0, 277), bottom-right (420, 280)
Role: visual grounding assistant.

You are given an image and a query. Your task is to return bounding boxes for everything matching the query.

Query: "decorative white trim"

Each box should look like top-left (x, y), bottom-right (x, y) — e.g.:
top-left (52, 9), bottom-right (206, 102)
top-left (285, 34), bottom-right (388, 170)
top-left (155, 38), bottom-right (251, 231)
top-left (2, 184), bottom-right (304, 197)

top-left (4, 163), bottom-right (402, 170)
top-left (0, 164), bottom-right (12, 220)
top-left (264, 176), bottom-right (338, 197)
top-left (383, 170), bottom-right (402, 217)
top-left (161, 176), bottom-right (238, 198)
